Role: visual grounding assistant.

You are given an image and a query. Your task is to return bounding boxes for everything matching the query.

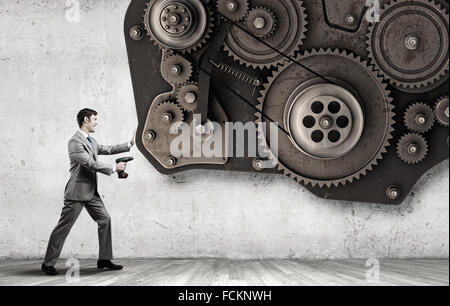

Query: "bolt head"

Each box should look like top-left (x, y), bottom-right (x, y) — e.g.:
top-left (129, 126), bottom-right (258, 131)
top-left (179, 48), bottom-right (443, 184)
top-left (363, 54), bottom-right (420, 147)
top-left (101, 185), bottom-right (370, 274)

top-left (171, 65), bottom-right (181, 75)
top-left (146, 130), bottom-right (156, 140)
top-left (416, 114), bottom-right (427, 125)
top-left (254, 17), bottom-right (266, 29)
top-left (405, 35), bottom-right (419, 50)
top-left (319, 117), bottom-right (333, 129)
top-left (226, 1), bottom-right (238, 12)
top-left (167, 157), bottom-right (177, 167)
top-left (184, 92), bottom-right (197, 104)
top-left (162, 113), bottom-right (173, 122)
top-left (346, 14), bottom-right (356, 25)
top-left (408, 144), bottom-right (418, 154)
top-left (387, 186), bottom-right (401, 200)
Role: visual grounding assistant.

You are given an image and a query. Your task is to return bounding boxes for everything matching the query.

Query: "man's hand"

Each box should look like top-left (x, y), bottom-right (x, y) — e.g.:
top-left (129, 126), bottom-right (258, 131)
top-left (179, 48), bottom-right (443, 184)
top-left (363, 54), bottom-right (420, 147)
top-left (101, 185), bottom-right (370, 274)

top-left (130, 129), bottom-right (137, 146)
top-left (116, 162), bottom-right (127, 173)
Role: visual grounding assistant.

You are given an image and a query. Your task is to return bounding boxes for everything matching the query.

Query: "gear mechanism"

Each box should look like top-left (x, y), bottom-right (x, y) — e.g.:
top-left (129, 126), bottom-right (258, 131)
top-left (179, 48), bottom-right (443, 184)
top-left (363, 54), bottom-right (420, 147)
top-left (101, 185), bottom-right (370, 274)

top-left (161, 54), bottom-right (193, 86)
top-left (246, 7), bottom-right (277, 39)
top-left (223, 0), bottom-right (308, 69)
top-left (144, 0), bottom-right (214, 54)
top-left (176, 82), bottom-right (199, 112)
top-left (404, 102), bottom-right (435, 133)
top-left (366, 0), bottom-right (449, 92)
top-left (217, 0), bottom-right (249, 22)
top-left (397, 133), bottom-right (429, 164)
top-left (435, 95), bottom-right (449, 127)
top-left (256, 49), bottom-right (395, 188)
top-left (151, 101), bottom-right (185, 125)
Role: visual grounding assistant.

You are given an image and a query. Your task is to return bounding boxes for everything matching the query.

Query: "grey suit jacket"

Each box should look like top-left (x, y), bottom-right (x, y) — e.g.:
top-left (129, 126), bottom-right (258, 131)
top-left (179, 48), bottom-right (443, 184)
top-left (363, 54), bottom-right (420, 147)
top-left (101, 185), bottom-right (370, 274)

top-left (64, 131), bottom-right (130, 201)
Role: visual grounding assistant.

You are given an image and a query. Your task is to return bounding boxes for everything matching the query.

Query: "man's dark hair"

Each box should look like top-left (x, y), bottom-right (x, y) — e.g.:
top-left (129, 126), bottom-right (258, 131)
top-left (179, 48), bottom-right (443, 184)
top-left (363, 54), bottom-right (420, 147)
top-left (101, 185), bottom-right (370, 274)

top-left (77, 108), bottom-right (98, 128)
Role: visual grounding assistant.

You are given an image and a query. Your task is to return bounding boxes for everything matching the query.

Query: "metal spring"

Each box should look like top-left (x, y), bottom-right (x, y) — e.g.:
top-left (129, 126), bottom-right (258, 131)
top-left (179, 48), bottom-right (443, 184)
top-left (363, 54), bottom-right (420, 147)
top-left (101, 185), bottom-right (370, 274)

top-left (210, 60), bottom-right (261, 86)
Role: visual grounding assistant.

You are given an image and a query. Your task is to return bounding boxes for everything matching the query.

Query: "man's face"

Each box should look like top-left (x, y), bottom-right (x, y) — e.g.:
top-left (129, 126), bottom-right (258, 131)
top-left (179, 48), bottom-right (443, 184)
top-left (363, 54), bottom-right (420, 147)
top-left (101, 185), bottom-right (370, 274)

top-left (84, 115), bottom-right (98, 133)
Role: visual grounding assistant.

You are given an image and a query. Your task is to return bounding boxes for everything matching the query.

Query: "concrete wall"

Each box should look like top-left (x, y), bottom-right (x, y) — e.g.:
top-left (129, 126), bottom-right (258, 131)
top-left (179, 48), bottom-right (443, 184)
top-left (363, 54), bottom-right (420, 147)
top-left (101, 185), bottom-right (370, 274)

top-left (0, 0), bottom-right (448, 260)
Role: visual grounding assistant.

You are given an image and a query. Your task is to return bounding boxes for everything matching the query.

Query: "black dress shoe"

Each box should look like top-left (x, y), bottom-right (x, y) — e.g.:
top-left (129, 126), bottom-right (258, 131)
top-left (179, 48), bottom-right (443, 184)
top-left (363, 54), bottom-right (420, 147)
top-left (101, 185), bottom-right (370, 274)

top-left (41, 264), bottom-right (58, 276)
top-left (97, 260), bottom-right (123, 270)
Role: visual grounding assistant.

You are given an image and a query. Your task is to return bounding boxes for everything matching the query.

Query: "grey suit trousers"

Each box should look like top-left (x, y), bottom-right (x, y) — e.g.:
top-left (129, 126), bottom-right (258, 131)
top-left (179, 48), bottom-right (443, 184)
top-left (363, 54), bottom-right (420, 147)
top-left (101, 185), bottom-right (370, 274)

top-left (43, 193), bottom-right (112, 266)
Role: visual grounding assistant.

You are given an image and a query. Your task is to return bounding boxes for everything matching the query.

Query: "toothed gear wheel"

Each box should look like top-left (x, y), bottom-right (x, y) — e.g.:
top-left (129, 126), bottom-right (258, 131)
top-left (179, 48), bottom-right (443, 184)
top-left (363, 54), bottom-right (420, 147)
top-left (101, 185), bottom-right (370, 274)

top-left (397, 133), bottom-right (429, 164)
top-left (435, 95), bottom-right (449, 127)
top-left (176, 83), bottom-right (199, 112)
top-left (366, 0), bottom-right (449, 92)
top-left (143, 0), bottom-right (214, 54)
top-left (246, 7), bottom-right (277, 39)
top-left (256, 49), bottom-right (395, 188)
top-left (224, 0), bottom-right (308, 69)
top-left (151, 101), bottom-right (185, 124)
top-left (217, 0), bottom-right (249, 22)
top-left (161, 54), bottom-right (193, 85)
top-left (404, 102), bottom-right (435, 133)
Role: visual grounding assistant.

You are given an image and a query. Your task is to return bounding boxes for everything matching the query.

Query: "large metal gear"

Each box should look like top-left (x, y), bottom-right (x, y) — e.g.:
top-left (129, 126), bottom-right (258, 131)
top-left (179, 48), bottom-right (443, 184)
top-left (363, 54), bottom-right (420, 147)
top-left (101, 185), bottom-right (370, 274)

top-left (217, 0), bottom-right (249, 22)
top-left (435, 95), bottom-right (449, 127)
top-left (256, 49), bottom-right (395, 188)
top-left (397, 133), bottom-right (429, 164)
top-left (143, 0), bottom-right (214, 54)
top-left (366, 0), bottom-right (449, 92)
top-left (223, 0), bottom-right (308, 69)
top-left (404, 102), bottom-right (435, 133)
top-left (160, 54), bottom-right (193, 86)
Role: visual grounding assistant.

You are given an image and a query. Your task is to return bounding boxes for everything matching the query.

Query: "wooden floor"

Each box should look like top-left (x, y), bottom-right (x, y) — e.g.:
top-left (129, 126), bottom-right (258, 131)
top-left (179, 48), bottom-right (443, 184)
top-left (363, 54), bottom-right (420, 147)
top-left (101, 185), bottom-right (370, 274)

top-left (0, 259), bottom-right (447, 286)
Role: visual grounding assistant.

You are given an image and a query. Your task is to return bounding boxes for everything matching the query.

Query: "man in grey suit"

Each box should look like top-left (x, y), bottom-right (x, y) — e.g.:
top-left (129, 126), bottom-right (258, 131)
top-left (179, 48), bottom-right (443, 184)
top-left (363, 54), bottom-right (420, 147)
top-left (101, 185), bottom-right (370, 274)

top-left (42, 108), bottom-right (135, 276)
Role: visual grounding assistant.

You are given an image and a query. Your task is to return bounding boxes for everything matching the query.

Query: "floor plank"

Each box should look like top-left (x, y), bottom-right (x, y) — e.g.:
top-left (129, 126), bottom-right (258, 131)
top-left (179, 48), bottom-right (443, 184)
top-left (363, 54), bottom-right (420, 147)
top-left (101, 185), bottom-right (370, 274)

top-left (0, 259), bottom-right (447, 286)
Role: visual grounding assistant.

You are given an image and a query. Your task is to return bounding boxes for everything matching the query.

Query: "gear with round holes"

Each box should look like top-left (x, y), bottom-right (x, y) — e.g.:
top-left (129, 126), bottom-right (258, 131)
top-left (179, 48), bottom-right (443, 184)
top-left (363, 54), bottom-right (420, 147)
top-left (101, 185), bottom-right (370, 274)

top-left (397, 133), bottom-right (429, 164)
top-left (223, 0), bottom-right (308, 69)
top-left (256, 49), bottom-right (395, 188)
top-left (366, 0), bottom-right (449, 92)
top-left (245, 7), bottom-right (277, 39)
top-left (217, 0), bottom-right (249, 23)
top-left (435, 95), bottom-right (449, 127)
top-left (161, 54), bottom-right (193, 86)
top-left (176, 82), bottom-right (199, 112)
top-left (143, 0), bottom-right (214, 54)
top-left (404, 102), bottom-right (435, 133)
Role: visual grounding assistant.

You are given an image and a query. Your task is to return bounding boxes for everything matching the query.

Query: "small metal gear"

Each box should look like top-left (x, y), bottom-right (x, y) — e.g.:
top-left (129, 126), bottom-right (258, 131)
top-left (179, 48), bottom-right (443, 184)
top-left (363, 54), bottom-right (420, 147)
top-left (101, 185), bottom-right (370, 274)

top-left (176, 82), bottom-right (199, 112)
top-left (223, 0), bottom-right (308, 69)
top-left (246, 6), bottom-right (277, 39)
top-left (435, 95), bottom-right (449, 127)
top-left (256, 49), bottom-right (395, 188)
top-left (397, 133), bottom-right (429, 165)
top-left (404, 102), bottom-right (435, 133)
top-left (151, 101), bottom-right (185, 124)
top-left (366, 0), bottom-right (449, 92)
top-left (217, 0), bottom-right (249, 22)
top-left (161, 54), bottom-right (193, 86)
top-left (143, 0), bottom-right (215, 54)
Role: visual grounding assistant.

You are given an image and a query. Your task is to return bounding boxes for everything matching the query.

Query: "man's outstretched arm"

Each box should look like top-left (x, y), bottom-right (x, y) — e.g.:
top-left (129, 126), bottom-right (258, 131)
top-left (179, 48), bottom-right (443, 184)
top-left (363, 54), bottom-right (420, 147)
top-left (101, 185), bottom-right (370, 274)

top-left (69, 140), bottom-right (115, 176)
top-left (97, 129), bottom-right (136, 156)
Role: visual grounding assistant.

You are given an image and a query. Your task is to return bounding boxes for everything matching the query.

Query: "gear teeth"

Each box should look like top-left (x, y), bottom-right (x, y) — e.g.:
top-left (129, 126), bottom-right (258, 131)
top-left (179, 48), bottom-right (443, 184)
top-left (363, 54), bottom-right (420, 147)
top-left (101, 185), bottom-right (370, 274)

top-left (365, 0), bottom-right (449, 91)
top-left (435, 95), bottom-right (449, 127)
top-left (404, 102), bottom-right (435, 133)
top-left (217, 0), bottom-right (249, 23)
top-left (143, 0), bottom-right (215, 54)
top-left (397, 133), bottom-right (429, 165)
top-left (223, 0), bottom-right (308, 69)
top-left (255, 48), bottom-right (395, 188)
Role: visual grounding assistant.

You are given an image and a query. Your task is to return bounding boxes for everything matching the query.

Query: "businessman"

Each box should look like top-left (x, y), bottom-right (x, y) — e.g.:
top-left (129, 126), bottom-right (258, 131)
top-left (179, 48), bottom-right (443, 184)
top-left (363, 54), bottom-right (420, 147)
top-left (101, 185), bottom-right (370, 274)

top-left (41, 108), bottom-right (136, 276)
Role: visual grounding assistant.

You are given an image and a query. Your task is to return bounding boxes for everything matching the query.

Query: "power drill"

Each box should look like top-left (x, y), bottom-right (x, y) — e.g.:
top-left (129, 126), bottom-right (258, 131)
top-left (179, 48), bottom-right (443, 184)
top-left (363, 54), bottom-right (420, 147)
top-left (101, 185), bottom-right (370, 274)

top-left (116, 157), bottom-right (134, 179)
